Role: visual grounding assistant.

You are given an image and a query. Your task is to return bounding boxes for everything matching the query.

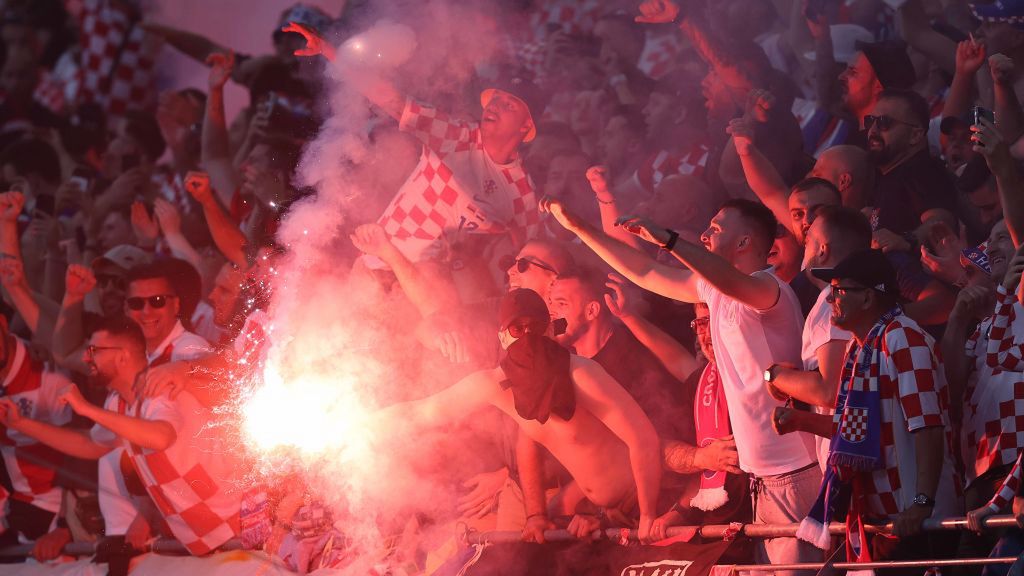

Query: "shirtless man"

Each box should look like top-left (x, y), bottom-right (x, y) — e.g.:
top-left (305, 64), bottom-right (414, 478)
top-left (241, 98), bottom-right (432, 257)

top-left (377, 288), bottom-right (661, 543)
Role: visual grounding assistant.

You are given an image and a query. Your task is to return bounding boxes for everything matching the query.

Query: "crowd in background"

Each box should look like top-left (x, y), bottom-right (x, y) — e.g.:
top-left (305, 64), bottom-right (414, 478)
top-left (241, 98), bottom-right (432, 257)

top-left (4, 0), bottom-right (1024, 574)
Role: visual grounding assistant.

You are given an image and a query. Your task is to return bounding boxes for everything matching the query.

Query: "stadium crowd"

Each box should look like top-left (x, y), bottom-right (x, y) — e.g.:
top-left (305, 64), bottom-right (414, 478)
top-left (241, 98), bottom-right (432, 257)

top-left (5, 0), bottom-right (1024, 574)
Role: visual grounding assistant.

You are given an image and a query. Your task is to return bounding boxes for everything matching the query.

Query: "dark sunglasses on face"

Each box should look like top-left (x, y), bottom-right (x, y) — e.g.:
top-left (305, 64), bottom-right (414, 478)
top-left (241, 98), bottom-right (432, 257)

top-left (96, 274), bottom-right (126, 291)
top-left (125, 294), bottom-right (176, 311)
top-left (829, 285), bottom-right (871, 299)
top-left (863, 115), bottom-right (920, 132)
top-left (507, 320), bottom-right (547, 338)
top-left (513, 257), bottom-right (557, 274)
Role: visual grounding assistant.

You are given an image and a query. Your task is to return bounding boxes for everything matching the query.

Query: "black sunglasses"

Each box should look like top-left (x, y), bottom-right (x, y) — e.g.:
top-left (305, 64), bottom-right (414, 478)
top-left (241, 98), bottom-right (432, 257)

top-left (125, 294), bottom-right (176, 311)
top-left (513, 257), bottom-right (557, 274)
top-left (863, 115), bottom-right (920, 132)
top-left (507, 319), bottom-right (548, 338)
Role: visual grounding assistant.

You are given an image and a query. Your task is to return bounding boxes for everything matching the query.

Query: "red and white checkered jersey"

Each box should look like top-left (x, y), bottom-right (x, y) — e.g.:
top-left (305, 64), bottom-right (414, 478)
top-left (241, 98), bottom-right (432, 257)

top-left (634, 144), bottom-right (710, 194)
top-left (147, 321), bottom-right (211, 367)
top-left (526, 0), bottom-right (605, 43)
top-left (0, 339), bottom-right (72, 514)
top-left (121, 391), bottom-right (242, 554)
top-left (987, 285), bottom-right (1024, 373)
top-left (638, 30), bottom-right (684, 80)
top-left (839, 315), bottom-right (960, 519)
top-left (962, 297), bottom-right (1024, 486)
top-left (76, 0), bottom-right (160, 125)
top-left (374, 99), bottom-right (539, 265)
top-left (986, 451), bottom-right (1022, 513)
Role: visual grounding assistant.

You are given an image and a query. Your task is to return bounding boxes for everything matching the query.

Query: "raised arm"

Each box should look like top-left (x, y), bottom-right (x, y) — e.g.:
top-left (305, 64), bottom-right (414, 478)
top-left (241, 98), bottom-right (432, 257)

top-left (201, 52), bottom-right (238, 207)
top-left (286, 22), bottom-right (405, 121)
top-left (572, 357), bottom-right (661, 542)
top-left (152, 199), bottom-right (203, 272)
top-left (541, 198), bottom-right (700, 303)
top-left (942, 40), bottom-right (985, 125)
top-left (375, 369), bottom-right (495, 432)
top-left (52, 265), bottom-right (93, 374)
top-left (974, 112), bottom-right (1024, 247)
top-left (728, 114), bottom-right (791, 232)
top-left (185, 171), bottom-right (247, 268)
top-left (990, 55), bottom-right (1024, 144)
top-left (898, 0), bottom-right (956, 76)
top-left (141, 22), bottom-right (230, 66)
top-left (587, 166), bottom-right (643, 250)
top-left (0, 398), bottom-right (111, 460)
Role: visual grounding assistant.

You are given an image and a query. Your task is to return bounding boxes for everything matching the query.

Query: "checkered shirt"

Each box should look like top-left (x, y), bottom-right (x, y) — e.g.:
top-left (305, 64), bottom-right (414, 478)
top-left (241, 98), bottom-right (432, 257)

top-left (77, 0), bottom-right (159, 126)
top-left (638, 30), bottom-right (684, 80)
top-left (375, 99), bottom-right (539, 264)
top-left (838, 315), bottom-right (959, 518)
top-left (152, 169), bottom-right (195, 217)
top-left (635, 144), bottom-right (710, 194)
top-left (32, 70), bottom-right (66, 116)
top-left (962, 301), bottom-right (1024, 486)
top-left (121, 392), bottom-right (241, 555)
top-left (986, 285), bottom-right (1024, 373)
top-left (233, 309), bottom-right (271, 371)
top-left (0, 339), bottom-right (72, 515)
top-left (986, 451), bottom-right (1023, 513)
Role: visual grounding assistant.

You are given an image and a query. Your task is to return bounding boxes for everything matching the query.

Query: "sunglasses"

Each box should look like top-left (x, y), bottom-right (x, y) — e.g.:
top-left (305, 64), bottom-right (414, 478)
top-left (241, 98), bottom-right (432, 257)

top-left (690, 317), bottom-right (710, 330)
top-left (829, 285), bottom-right (871, 298)
top-left (96, 274), bottom-right (126, 291)
top-left (86, 345), bottom-right (122, 357)
top-left (507, 320), bottom-right (547, 338)
top-left (512, 257), bottom-right (557, 274)
top-left (863, 115), bottom-right (920, 132)
top-left (125, 294), bottom-right (176, 311)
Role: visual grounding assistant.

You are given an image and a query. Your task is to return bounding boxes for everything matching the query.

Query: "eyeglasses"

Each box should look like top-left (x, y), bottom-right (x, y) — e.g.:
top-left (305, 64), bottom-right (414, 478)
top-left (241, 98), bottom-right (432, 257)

top-left (125, 295), bottom-right (176, 311)
top-left (863, 115), bottom-right (920, 132)
top-left (86, 345), bottom-right (122, 357)
top-left (509, 257), bottom-right (558, 275)
top-left (507, 320), bottom-right (547, 338)
top-left (96, 274), bottom-right (126, 291)
top-left (830, 285), bottom-right (871, 298)
top-left (690, 317), bottom-right (710, 331)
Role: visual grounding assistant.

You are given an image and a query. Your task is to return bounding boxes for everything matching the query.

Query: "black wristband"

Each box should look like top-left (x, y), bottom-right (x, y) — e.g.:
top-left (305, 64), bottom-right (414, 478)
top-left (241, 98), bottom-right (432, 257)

top-left (661, 229), bottom-right (679, 252)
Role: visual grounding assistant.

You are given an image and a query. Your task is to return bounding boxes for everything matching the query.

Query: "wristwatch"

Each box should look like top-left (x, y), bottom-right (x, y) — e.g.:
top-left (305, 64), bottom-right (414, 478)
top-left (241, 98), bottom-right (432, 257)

top-left (764, 364), bottom-right (780, 382)
top-left (912, 493), bottom-right (935, 507)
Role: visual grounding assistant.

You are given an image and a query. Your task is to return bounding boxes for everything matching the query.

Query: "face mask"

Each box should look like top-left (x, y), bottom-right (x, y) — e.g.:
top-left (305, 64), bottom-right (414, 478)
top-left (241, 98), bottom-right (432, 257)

top-left (499, 329), bottom-right (517, 351)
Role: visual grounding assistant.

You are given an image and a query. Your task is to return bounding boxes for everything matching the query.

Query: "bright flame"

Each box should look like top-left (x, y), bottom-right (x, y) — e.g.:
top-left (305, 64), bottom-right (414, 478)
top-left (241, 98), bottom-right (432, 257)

top-left (241, 363), bottom-right (374, 461)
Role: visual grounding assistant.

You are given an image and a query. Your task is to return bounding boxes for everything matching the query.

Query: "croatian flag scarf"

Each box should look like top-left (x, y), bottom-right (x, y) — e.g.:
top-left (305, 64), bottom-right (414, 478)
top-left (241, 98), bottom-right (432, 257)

top-left (690, 361), bottom-right (731, 510)
top-left (797, 306), bottom-right (901, 550)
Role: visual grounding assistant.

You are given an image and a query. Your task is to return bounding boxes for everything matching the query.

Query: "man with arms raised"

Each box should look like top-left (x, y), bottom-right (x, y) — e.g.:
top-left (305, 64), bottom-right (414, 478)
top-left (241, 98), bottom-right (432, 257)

top-left (377, 289), bottom-right (661, 542)
top-left (542, 196), bottom-right (818, 571)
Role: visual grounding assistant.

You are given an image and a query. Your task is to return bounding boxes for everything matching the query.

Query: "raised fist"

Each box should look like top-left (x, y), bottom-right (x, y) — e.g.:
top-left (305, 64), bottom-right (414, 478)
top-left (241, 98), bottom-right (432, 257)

top-left (206, 51), bottom-right (235, 90)
top-left (636, 0), bottom-right (681, 24)
top-left (184, 171), bottom-right (213, 204)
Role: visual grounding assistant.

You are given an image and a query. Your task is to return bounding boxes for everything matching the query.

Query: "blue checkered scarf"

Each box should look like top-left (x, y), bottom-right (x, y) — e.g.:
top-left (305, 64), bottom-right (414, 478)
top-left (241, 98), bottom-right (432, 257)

top-left (797, 306), bottom-right (901, 549)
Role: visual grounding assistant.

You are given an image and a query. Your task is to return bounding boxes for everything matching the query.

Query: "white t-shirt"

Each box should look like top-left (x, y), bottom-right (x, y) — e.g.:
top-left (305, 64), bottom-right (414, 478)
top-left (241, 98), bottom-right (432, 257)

top-left (697, 268), bottom-right (815, 477)
top-left (801, 286), bottom-right (853, 472)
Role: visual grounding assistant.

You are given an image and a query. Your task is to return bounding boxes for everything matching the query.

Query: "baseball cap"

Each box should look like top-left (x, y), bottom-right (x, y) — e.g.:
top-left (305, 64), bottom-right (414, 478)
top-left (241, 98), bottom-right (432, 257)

top-left (940, 113), bottom-right (972, 136)
top-left (811, 249), bottom-right (906, 301)
top-left (803, 24), bottom-right (874, 63)
top-left (859, 41), bottom-right (915, 90)
top-left (480, 76), bottom-right (547, 143)
top-left (275, 3), bottom-right (333, 39)
top-left (92, 245), bottom-right (152, 273)
top-left (499, 288), bottom-right (551, 331)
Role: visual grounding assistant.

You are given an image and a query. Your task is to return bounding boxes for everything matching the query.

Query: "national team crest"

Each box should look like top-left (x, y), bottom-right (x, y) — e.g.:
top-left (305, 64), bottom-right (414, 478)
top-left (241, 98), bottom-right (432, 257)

top-left (840, 407), bottom-right (869, 443)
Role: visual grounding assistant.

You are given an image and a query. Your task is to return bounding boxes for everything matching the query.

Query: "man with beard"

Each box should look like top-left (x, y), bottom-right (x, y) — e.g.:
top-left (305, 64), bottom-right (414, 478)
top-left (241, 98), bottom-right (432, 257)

top-left (376, 288), bottom-right (661, 543)
top-left (793, 250), bottom-right (959, 571)
top-left (865, 89), bottom-right (957, 237)
top-left (0, 317), bottom-right (240, 555)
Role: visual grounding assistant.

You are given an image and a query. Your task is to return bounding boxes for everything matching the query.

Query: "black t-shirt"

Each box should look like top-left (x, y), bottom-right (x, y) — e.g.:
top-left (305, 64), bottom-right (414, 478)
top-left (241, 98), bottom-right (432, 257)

top-left (871, 149), bottom-right (957, 234)
top-left (591, 325), bottom-right (691, 445)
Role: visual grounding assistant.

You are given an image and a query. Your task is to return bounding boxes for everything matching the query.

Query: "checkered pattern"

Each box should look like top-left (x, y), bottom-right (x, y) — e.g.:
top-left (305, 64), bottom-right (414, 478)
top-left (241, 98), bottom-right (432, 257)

top-left (962, 303), bottom-right (1024, 485)
top-left (987, 452), bottom-right (1022, 513)
top-left (638, 30), bottom-right (684, 80)
top-left (635, 144), bottom-right (710, 194)
top-left (152, 169), bottom-right (194, 216)
top-left (987, 285), bottom-right (1024, 373)
top-left (376, 99), bottom-right (539, 264)
top-left (840, 407), bottom-right (870, 443)
top-left (527, 0), bottom-right (606, 43)
top-left (122, 394), bottom-right (240, 555)
top-left (0, 340), bottom-right (72, 514)
top-left (838, 316), bottom-right (957, 517)
top-left (77, 0), bottom-right (159, 125)
top-left (32, 71), bottom-right (66, 115)
top-left (517, 40), bottom-right (547, 82)
top-left (233, 309), bottom-right (270, 370)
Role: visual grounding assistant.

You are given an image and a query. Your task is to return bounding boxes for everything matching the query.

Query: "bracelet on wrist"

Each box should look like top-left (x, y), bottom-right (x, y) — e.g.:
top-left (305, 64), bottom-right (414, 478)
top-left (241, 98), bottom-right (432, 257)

top-left (595, 195), bottom-right (614, 205)
top-left (660, 229), bottom-right (680, 252)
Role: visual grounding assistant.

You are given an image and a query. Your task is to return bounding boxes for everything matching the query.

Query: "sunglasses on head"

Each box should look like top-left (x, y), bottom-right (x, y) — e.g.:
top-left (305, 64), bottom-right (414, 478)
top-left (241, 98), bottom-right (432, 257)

top-left (125, 294), bottom-right (176, 311)
top-left (863, 115), bottom-right (920, 132)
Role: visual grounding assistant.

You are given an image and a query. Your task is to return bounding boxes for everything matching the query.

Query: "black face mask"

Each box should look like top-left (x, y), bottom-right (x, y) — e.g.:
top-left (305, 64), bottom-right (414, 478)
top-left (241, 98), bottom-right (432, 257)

top-left (499, 333), bottom-right (574, 424)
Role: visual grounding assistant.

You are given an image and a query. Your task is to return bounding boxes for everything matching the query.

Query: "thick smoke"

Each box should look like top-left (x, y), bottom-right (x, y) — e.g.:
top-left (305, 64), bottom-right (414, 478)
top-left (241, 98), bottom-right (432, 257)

top-left (240, 1), bottom-right (514, 571)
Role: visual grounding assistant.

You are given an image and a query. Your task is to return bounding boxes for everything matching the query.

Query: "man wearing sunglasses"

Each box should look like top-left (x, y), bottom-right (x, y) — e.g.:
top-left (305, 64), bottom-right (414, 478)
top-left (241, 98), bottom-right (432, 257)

top-left (123, 262), bottom-right (210, 366)
top-left (376, 288), bottom-right (662, 543)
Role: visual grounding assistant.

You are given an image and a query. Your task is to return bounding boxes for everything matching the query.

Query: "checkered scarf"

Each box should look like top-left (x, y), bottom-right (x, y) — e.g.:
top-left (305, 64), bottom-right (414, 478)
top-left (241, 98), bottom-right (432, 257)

top-left (797, 306), bottom-right (901, 550)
